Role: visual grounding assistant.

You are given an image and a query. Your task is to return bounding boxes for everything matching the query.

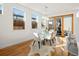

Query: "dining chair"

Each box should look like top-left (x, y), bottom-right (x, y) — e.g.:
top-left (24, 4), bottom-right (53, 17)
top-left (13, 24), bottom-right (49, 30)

top-left (51, 31), bottom-right (57, 46)
top-left (67, 32), bottom-right (78, 56)
top-left (39, 32), bottom-right (45, 45)
top-left (32, 32), bottom-right (41, 49)
top-left (45, 32), bottom-right (52, 46)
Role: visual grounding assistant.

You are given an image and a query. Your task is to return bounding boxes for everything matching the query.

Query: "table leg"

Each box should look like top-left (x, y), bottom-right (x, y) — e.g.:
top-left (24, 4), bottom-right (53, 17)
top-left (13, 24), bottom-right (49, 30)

top-left (38, 41), bottom-right (40, 49)
top-left (49, 40), bottom-right (52, 46)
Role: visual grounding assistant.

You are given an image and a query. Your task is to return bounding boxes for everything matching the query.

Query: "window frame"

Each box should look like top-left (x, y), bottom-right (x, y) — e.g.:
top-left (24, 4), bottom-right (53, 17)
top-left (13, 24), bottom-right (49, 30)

top-left (13, 7), bottom-right (25, 30)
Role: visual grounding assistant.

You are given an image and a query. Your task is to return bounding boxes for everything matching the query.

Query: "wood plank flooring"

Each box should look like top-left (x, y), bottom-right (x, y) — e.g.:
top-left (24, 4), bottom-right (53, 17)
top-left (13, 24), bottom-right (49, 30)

top-left (0, 39), bottom-right (33, 56)
top-left (49, 47), bottom-right (68, 56)
top-left (0, 37), bottom-right (74, 56)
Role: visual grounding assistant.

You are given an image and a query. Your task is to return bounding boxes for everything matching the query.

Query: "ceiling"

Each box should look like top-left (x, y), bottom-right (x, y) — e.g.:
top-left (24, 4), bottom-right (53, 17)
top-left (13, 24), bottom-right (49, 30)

top-left (20, 3), bottom-right (79, 17)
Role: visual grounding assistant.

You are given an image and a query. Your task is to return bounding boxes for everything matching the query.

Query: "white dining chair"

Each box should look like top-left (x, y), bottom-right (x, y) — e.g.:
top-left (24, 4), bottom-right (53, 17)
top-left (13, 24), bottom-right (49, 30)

top-left (32, 32), bottom-right (41, 49)
top-left (67, 32), bottom-right (78, 56)
top-left (51, 31), bottom-right (57, 46)
top-left (45, 32), bottom-right (52, 46)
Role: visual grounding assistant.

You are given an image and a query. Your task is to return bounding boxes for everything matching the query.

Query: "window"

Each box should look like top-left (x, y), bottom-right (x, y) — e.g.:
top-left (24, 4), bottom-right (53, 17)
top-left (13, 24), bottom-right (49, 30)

top-left (0, 5), bottom-right (2, 14)
top-left (64, 15), bottom-right (72, 36)
top-left (31, 11), bottom-right (38, 29)
top-left (13, 7), bottom-right (25, 30)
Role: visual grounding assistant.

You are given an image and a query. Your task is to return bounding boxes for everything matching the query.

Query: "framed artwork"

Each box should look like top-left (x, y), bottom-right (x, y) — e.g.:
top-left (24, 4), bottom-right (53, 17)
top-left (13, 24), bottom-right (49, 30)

top-left (13, 8), bottom-right (25, 30)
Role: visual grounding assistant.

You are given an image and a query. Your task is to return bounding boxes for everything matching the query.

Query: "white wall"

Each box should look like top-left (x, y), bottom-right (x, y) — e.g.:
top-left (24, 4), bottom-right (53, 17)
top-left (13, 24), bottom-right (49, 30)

top-left (0, 3), bottom-right (42, 48)
top-left (74, 9), bottom-right (79, 55)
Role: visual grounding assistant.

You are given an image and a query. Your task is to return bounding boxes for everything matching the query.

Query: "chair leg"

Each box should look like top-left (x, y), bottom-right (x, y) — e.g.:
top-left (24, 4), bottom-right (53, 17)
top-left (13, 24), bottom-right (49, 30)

top-left (44, 39), bottom-right (46, 45)
top-left (48, 40), bottom-right (52, 46)
top-left (32, 40), bottom-right (35, 46)
top-left (49, 40), bottom-right (52, 46)
top-left (52, 39), bottom-right (54, 43)
top-left (38, 41), bottom-right (40, 49)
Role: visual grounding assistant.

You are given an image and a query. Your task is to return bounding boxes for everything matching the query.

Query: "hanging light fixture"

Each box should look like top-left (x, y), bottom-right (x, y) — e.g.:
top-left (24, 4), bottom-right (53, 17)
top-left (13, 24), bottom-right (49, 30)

top-left (41, 5), bottom-right (49, 29)
top-left (44, 5), bottom-right (49, 20)
top-left (44, 5), bottom-right (49, 29)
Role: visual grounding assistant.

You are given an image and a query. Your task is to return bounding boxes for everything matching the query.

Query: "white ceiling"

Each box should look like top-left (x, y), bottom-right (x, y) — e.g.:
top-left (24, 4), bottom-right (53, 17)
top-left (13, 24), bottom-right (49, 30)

top-left (20, 3), bottom-right (79, 17)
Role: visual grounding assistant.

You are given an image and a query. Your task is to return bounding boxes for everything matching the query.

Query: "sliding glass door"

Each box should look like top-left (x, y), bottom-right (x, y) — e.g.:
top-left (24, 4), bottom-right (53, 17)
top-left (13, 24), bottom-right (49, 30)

top-left (51, 14), bottom-right (74, 37)
top-left (56, 16), bottom-right (62, 36)
top-left (64, 15), bottom-right (72, 36)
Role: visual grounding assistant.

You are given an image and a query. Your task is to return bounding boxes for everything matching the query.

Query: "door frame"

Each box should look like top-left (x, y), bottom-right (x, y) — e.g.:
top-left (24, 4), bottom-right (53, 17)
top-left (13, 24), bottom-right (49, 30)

top-left (49, 14), bottom-right (74, 37)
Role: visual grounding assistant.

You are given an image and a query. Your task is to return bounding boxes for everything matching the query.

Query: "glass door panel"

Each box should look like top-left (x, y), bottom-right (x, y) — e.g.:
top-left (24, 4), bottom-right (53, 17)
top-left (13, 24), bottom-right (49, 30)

top-left (56, 16), bottom-right (62, 36)
top-left (64, 15), bottom-right (72, 36)
top-left (48, 18), bottom-right (54, 31)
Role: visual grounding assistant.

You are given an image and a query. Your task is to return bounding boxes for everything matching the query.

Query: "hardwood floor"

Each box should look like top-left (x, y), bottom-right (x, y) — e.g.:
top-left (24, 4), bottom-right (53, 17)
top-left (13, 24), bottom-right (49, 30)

top-left (0, 38), bottom-right (68, 56)
top-left (49, 47), bottom-right (68, 56)
top-left (29, 37), bottom-right (68, 56)
top-left (0, 39), bottom-right (33, 56)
